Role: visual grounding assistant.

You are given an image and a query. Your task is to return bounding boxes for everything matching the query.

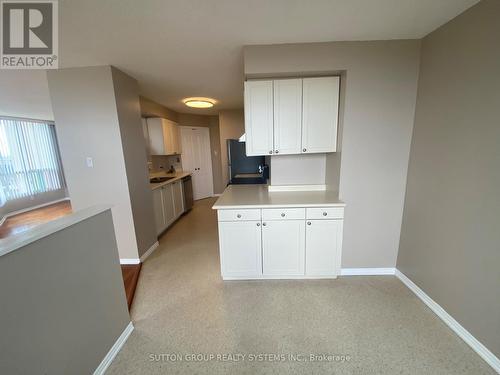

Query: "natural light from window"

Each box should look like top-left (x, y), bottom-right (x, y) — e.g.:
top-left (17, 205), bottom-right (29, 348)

top-left (0, 117), bottom-right (66, 207)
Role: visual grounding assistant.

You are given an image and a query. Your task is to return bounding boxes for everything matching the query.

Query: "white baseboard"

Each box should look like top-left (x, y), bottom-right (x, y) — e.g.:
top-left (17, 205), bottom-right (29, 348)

top-left (0, 197), bottom-right (70, 225)
top-left (93, 322), bottom-right (134, 375)
top-left (341, 267), bottom-right (396, 276)
top-left (213, 193), bottom-right (222, 197)
top-left (120, 258), bottom-right (140, 265)
top-left (268, 184), bottom-right (326, 192)
top-left (139, 241), bottom-right (159, 262)
top-left (396, 270), bottom-right (500, 373)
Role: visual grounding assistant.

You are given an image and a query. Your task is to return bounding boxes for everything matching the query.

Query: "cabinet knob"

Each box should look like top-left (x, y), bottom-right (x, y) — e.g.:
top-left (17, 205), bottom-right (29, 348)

top-left (237, 214), bottom-right (241, 218)
top-left (281, 213), bottom-right (285, 217)
top-left (275, 150), bottom-right (279, 154)
top-left (269, 150), bottom-right (273, 154)
top-left (303, 148), bottom-right (307, 152)
top-left (262, 222), bottom-right (267, 226)
top-left (323, 212), bottom-right (327, 216)
top-left (256, 223), bottom-right (260, 226)
top-left (307, 221), bottom-right (311, 225)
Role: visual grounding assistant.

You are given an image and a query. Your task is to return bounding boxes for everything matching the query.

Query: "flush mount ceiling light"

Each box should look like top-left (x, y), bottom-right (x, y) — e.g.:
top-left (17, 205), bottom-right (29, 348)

top-left (183, 97), bottom-right (216, 109)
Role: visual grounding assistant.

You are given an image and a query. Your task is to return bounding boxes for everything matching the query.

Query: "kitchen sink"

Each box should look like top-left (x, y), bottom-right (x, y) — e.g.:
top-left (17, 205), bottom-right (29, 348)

top-left (150, 177), bottom-right (174, 183)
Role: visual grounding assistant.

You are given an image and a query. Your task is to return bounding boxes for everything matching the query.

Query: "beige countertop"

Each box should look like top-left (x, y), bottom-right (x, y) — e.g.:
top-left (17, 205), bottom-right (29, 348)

top-left (149, 171), bottom-right (191, 190)
top-left (212, 185), bottom-right (345, 209)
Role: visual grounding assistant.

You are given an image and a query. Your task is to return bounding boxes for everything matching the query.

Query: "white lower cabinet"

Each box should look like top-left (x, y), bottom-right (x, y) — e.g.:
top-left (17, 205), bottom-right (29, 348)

top-left (218, 221), bottom-right (262, 278)
top-left (152, 188), bottom-right (165, 235)
top-left (305, 220), bottom-right (342, 276)
top-left (216, 206), bottom-right (344, 280)
top-left (152, 181), bottom-right (184, 236)
top-left (162, 184), bottom-right (175, 226)
top-left (262, 220), bottom-right (305, 276)
top-left (172, 180), bottom-right (184, 218)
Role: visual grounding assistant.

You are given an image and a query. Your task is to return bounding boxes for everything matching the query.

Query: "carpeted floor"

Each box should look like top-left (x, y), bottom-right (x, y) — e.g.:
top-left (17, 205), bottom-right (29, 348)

top-left (107, 197), bottom-right (494, 374)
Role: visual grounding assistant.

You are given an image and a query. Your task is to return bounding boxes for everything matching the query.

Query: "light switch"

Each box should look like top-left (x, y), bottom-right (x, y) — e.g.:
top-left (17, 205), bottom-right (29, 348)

top-left (86, 157), bottom-right (94, 168)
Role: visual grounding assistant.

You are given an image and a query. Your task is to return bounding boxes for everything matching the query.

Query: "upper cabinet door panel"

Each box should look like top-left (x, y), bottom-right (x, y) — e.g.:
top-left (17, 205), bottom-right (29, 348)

top-left (273, 79), bottom-right (302, 155)
top-left (147, 118), bottom-right (181, 155)
top-left (302, 77), bottom-right (340, 153)
top-left (244, 80), bottom-right (274, 156)
top-left (147, 118), bottom-right (165, 155)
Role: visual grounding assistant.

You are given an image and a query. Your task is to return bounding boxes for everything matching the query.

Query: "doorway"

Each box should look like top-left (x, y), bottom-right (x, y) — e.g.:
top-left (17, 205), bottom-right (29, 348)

top-left (179, 126), bottom-right (214, 200)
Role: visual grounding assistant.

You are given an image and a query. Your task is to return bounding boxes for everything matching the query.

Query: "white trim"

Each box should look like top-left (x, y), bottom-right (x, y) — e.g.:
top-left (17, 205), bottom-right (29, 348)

top-left (93, 322), bottom-right (134, 375)
top-left (213, 193), bottom-right (222, 197)
top-left (0, 197), bottom-right (70, 225)
top-left (120, 258), bottom-right (140, 265)
top-left (139, 241), bottom-right (159, 262)
top-left (341, 268), bottom-right (396, 276)
top-left (396, 270), bottom-right (500, 373)
top-left (268, 184), bottom-right (326, 192)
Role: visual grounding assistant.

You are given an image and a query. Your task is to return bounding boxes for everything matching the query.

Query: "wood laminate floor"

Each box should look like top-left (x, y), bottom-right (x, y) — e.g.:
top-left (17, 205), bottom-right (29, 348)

top-left (0, 201), bottom-right (72, 239)
top-left (121, 264), bottom-right (142, 311)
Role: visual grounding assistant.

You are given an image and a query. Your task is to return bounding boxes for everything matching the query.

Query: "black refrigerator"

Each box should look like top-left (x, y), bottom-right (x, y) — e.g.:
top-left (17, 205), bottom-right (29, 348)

top-left (227, 139), bottom-right (268, 185)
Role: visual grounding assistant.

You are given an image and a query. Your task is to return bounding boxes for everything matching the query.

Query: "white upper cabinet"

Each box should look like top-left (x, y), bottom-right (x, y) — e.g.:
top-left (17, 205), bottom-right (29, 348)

top-left (244, 80), bottom-right (274, 156)
top-left (302, 76), bottom-right (340, 153)
top-left (244, 76), bottom-right (340, 156)
top-left (273, 78), bottom-right (302, 155)
top-left (147, 117), bottom-right (182, 155)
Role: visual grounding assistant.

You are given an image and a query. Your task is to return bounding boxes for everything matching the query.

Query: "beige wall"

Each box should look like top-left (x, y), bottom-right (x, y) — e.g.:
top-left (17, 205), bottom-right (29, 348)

top-left (244, 40), bottom-right (420, 268)
top-left (140, 96), bottom-right (178, 122)
top-left (48, 66), bottom-right (140, 260)
top-left (0, 209), bottom-right (130, 374)
top-left (270, 154), bottom-right (326, 186)
top-left (111, 68), bottom-right (158, 256)
top-left (219, 109), bottom-right (245, 187)
top-left (397, 0), bottom-right (500, 357)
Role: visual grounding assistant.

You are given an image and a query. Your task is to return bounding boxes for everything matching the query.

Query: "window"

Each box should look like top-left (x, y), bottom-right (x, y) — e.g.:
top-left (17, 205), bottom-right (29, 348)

top-left (0, 117), bottom-right (66, 206)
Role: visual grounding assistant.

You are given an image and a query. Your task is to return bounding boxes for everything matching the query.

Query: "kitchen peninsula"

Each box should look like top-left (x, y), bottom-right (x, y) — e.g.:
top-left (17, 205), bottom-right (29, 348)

top-left (213, 185), bottom-right (345, 280)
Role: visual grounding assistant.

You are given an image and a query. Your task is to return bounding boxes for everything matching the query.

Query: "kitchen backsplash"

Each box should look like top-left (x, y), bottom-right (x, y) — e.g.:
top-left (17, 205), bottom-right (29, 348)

top-left (150, 155), bottom-right (183, 173)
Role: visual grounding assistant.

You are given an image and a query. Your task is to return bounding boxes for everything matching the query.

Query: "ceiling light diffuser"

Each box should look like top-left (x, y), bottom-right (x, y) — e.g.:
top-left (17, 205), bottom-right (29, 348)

top-left (183, 97), bottom-right (216, 108)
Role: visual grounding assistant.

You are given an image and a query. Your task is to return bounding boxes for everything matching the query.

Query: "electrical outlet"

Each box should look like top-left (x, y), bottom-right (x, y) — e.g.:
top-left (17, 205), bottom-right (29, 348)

top-left (86, 157), bottom-right (94, 168)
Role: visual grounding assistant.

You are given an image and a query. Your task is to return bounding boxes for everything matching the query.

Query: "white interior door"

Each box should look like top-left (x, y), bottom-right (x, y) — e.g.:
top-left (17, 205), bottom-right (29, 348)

top-left (180, 126), bottom-right (214, 200)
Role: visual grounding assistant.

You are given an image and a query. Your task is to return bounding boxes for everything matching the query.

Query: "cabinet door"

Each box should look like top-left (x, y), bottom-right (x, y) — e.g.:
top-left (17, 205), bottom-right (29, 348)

top-left (218, 221), bottom-right (262, 278)
top-left (162, 120), bottom-right (176, 155)
top-left (173, 124), bottom-right (182, 154)
top-left (273, 78), bottom-right (302, 155)
top-left (305, 220), bottom-right (342, 276)
top-left (152, 188), bottom-right (165, 235)
top-left (141, 118), bottom-right (150, 156)
top-left (147, 118), bottom-right (165, 155)
top-left (302, 77), bottom-right (340, 153)
top-left (244, 80), bottom-right (274, 156)
top-left (172, 180), bottom-right (184, 218)
top-left (162, 184), bottom-right (175, 226)
top-left (262, 220), bottom-right (305, 276)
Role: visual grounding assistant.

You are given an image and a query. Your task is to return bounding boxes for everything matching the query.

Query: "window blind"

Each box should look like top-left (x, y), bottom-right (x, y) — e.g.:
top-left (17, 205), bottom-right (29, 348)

top-left (0, 117), bottom-right (66, 205)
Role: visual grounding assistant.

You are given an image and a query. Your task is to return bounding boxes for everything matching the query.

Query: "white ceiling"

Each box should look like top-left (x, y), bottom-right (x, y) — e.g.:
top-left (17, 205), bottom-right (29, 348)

top-left (0, 0), bottom-right (479, 118)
